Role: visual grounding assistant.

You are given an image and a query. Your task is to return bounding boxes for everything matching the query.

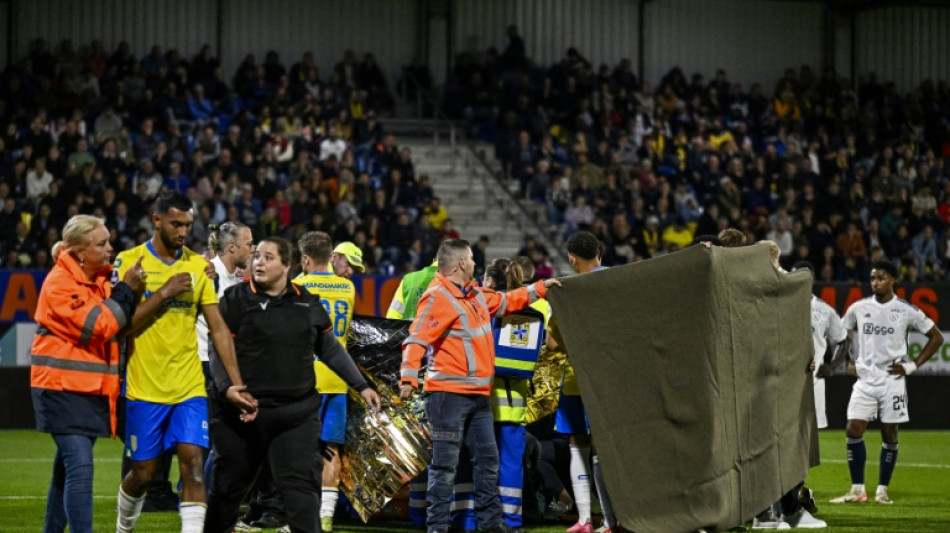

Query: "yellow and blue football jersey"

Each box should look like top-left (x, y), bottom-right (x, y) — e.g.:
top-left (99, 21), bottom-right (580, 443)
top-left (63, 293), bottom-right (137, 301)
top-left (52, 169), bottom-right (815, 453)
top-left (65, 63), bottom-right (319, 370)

top-left (114, 241), bottom-right (216, 404)
top-left (293, 271), bottom-right (355, 393)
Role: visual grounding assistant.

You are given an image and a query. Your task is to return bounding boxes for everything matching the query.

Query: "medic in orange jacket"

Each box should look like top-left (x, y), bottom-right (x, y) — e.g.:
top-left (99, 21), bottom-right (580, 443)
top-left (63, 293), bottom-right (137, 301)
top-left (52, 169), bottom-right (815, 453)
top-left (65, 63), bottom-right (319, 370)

top-left (400, 272), bottom-right (548, 395)
top-left (31, 252), bottom-right (138, 437)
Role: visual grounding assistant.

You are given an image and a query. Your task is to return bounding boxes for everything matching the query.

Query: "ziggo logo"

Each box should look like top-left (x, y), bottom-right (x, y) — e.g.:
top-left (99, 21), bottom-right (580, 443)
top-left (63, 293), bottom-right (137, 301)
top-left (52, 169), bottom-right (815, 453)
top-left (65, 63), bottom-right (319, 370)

top-left (863, 323), bottom-right (895, 336)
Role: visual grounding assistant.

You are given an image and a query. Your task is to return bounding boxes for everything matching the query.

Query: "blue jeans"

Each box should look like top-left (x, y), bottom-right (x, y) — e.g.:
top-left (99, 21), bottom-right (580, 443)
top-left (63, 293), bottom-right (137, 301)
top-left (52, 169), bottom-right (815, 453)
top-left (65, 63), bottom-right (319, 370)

top-left (45, 434), bottom-right (96, 533)
top-left (425, 392), bottom-right (501, 533)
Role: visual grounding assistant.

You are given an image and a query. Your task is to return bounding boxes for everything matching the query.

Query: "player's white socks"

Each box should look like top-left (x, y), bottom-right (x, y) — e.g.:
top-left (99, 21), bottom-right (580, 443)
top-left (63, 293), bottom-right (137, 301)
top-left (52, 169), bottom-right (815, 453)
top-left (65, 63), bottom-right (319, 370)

top-left (116, 486), bottom-right (144, 533)
top-left (321, 486), bottom-right (340, 518)
top-left (569, 444), bottom-right (592, 525)
top-left (180, 502), bottom-right (206, 533)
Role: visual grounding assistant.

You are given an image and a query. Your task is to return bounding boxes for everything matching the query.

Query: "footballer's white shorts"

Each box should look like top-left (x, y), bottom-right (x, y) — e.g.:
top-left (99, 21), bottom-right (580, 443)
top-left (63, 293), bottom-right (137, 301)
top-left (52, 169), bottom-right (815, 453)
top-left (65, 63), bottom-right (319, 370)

top-left (846, 378), bottom-right (909, 424)
top-left (813, 378), bottom-right (827, 429)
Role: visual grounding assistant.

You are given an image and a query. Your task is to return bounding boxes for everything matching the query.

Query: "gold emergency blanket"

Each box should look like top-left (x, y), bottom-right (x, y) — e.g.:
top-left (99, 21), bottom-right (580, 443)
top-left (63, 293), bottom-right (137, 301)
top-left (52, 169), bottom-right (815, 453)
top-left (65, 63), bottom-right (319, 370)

top-left (340, 316), bottom-right (430, 522)
top-left (525, 345), bottom-right (566, 424)
top-left (546, 245), bottom-right (816, 533)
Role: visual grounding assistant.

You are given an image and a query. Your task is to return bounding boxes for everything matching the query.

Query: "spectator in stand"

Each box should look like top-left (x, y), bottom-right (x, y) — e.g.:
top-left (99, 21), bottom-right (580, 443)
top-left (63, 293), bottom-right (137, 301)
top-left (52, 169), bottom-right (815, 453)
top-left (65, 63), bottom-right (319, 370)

top-left (163, 161), bottom-right (191, 193)
top-left (837, 222), bottom-right (868, 270)
top-left (439, 219), bottom-right (461, 241)
top-left (94, 105), bottom-right (123, 142)
top-left (912, 225), bottom-right (939, 277)
top-left (424, 196), bottom-right (449, 231)
top-left (26, 158), bottom-right (54, 201)
top-left (661, 215), bottom-right (693, 252)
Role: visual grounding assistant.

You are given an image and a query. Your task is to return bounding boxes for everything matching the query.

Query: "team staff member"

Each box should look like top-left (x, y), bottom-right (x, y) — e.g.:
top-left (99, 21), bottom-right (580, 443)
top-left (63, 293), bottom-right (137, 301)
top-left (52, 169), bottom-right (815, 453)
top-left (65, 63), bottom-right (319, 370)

top-left (198, 222), bottom-right (255, 373)
top-left (386, 259), bottom-right (438, 320)
top-left (204, 237), bottom-right (381, 533)
top-left (294, 234), bottom-right (363, 533)
top-left (115, 192), bottom-right (254, 533)
top-left (399, 239), bottom-right (560, 533)
top-left (200, 222), bottom-right (255, 498)
top-left (829, 260), bottom-right (942, 505)
top-left (31, 215), bottom-right (145, 533)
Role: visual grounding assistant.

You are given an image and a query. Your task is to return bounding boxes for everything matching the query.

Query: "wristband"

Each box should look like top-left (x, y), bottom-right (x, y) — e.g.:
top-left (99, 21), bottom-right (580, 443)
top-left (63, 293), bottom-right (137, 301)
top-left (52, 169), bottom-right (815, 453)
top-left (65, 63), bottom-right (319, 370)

top-left (900, 361), bottom-right (917, 375)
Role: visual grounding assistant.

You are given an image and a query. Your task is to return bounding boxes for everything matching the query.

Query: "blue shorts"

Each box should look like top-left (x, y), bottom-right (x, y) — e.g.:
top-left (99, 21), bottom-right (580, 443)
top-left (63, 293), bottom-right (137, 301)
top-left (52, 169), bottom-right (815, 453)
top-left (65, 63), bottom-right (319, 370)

top-left (555, 394), bottom-right (589, 435)
top-left (126, 397), bottom-right (209, 460)
top-left (320, 393), bottom-right (347, 445)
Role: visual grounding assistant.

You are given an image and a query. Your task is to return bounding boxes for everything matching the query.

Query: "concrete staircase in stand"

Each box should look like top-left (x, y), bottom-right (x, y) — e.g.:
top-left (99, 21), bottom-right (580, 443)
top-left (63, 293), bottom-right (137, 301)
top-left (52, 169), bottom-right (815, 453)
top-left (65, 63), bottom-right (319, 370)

top-left (385, 121), bottom-right (570, 275)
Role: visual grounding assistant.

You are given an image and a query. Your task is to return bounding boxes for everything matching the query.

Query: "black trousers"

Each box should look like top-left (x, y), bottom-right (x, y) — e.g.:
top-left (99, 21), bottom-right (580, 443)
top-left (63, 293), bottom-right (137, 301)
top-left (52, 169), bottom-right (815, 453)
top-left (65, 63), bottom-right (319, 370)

top-left (204, 392), bottom-right (323, 533)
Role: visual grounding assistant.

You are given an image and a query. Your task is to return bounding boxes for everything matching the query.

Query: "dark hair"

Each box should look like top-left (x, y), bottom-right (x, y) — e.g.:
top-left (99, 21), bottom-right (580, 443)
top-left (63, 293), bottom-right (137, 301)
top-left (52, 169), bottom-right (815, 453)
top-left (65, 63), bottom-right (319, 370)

top-left (718, 228), bottom-right (747, 248)
top-left (791, 260), bottom-right (814, 273)
top-left (485, 258), bottom-right (524, 291)
top-left (298, 230), bottom-right (332, 263)
top-left (437, 239), bottom-right (471, 270)
top-left (566, 231), bottom-right (600, 261)
top-left (692, 234), bottom-right (722, 246)
top-left (871, 260), bottom-right (899, 279)
top-left (154, 190), bottom-right (192, 214)
top-left (258, 237), bottom-right (294, 267)
top-left (792, 260), bottom-right (815, 279)
top-left (514, 255), bottom-right (535, 282)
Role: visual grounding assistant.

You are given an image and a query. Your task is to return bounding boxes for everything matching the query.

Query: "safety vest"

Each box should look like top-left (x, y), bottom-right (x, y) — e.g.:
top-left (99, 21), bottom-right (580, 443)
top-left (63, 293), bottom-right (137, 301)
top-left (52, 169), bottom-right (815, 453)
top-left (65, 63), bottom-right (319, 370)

top-left (30, 253), bottom-right (128, 435)
top-left (386, 263), bottom-right (438, 319)
top-left (491, 376), bottom-right (529, 423)
top-left (492, 308), bottom-right (545, 379)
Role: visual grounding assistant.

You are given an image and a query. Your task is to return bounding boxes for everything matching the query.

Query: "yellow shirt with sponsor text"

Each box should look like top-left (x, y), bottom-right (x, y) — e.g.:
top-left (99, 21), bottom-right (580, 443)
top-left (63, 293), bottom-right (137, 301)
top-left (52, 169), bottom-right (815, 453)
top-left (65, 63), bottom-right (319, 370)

top-left (293, 271), bottom-right (355, 393)
top-left (114, 242), bottom-right (216, 403)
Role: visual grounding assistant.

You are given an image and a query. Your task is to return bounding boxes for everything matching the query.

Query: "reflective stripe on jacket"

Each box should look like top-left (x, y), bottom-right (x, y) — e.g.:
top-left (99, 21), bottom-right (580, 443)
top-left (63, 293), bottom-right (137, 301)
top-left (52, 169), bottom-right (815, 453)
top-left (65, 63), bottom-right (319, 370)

top-left (385, 263), bottom-right (438, 320)
top-left (491, 376), bottom-right (529, 423)
top-left (400, 272), bottom-right (547, 395)
top-left (30, 253), bottom-right (131, 436)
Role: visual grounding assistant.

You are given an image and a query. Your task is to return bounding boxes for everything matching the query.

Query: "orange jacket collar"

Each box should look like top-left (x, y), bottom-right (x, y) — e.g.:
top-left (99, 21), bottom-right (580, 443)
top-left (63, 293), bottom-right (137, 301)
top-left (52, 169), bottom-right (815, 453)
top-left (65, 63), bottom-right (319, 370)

top-left (57, 252), bottom-right (109, 288)
top-left (433, 271), bottom-right (476, 298)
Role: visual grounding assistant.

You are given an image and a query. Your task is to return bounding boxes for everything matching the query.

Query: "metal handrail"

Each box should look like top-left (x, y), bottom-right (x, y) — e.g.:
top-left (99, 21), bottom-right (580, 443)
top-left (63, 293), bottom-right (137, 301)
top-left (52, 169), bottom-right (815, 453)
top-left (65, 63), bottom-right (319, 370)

top-left (399, 69), bottom-right (570, 272)
top-left (464, 145), bottom-right (572, 271)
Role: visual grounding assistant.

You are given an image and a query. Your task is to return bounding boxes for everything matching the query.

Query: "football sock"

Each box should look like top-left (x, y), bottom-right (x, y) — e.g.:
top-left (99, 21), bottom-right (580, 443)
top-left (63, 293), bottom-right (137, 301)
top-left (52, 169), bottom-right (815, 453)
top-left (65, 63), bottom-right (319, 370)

top-left (180, 502), bottom-right (206, 533)
top-left (569, 444), bottom-right (591, 525)
top-left (321, 486), bottom-right (339, 519)
top-left (879, 442), bottom-right (898, 487)
top-left (591, 455), bottom-right (617, 528)
top-left (116, 486), bottom-right (145, 533)
top-left (846, 437), bottom-right (866, 485)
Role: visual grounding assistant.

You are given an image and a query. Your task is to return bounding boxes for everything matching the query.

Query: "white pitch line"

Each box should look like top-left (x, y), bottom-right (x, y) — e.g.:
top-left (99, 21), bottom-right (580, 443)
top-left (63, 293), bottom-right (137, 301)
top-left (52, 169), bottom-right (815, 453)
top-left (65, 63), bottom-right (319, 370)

top-left (821, 458), bottom-right (950, 469)
top-left (0, 495), bottom-right (115, 501)
top-left (0, 458), bottom-right (122, 463)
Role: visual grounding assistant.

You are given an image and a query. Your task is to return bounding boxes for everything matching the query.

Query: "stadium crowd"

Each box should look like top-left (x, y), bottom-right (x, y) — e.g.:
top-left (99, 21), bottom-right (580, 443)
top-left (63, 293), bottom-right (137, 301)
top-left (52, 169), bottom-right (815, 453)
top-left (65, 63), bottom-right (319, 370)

top-left (0, 38), bottom-right (458, 277)
top-left (14, 31), bottom-right (945, 533)
top-left (4, 35), bottom-right (950, 283)
top-left (445, 25), bottom-right (950, 283)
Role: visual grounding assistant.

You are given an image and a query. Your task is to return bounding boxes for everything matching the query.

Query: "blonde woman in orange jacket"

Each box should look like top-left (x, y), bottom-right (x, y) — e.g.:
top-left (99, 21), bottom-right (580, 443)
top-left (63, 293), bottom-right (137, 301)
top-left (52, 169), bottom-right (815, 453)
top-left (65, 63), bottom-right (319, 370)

top-left (31, 215), bottom-right (146, 533)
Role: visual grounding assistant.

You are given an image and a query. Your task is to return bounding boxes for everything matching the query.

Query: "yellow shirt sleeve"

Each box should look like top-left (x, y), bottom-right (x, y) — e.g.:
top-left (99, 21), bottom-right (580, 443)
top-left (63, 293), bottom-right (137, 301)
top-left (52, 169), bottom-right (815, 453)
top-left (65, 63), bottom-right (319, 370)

top-left (194, 260), bottom-right (218, 307)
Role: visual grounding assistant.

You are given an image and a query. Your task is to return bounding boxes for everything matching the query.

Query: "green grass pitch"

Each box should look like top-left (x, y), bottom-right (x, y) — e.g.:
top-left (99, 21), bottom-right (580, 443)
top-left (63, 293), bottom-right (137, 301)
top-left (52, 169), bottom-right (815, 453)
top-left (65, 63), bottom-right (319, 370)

top-left (1, 430), bottom-right (948, 532)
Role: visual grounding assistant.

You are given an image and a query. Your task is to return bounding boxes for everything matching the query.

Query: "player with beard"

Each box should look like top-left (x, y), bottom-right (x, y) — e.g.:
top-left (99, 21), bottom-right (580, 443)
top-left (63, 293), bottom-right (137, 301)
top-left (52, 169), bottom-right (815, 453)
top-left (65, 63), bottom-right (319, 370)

top-left (114, 191), bottom-right (255, 533)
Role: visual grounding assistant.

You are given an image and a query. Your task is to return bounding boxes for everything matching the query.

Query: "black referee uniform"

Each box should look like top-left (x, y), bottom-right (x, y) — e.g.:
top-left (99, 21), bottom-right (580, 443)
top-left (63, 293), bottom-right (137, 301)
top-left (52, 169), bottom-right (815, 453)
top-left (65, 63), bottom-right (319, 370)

top-left (204, 279), bottom-right (370, 533)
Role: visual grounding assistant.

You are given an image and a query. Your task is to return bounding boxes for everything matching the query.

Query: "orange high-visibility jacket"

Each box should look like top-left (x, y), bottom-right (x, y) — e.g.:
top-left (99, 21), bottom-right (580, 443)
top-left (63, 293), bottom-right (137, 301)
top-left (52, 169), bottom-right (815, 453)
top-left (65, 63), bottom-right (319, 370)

top-left (400, 272), bottom-right (547, 395)
top-left (30, 253), bottom-right (131, 436)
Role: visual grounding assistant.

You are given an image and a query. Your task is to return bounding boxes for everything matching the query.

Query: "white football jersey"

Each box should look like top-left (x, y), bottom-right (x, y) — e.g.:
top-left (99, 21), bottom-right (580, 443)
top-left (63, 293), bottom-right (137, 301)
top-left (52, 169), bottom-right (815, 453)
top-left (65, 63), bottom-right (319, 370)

top-left (196, 255), bottom-right (244, 362)
top-left (842, 296), bottom-right (934, 386)
top-left (811, 295), bottom-right (847, 373)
